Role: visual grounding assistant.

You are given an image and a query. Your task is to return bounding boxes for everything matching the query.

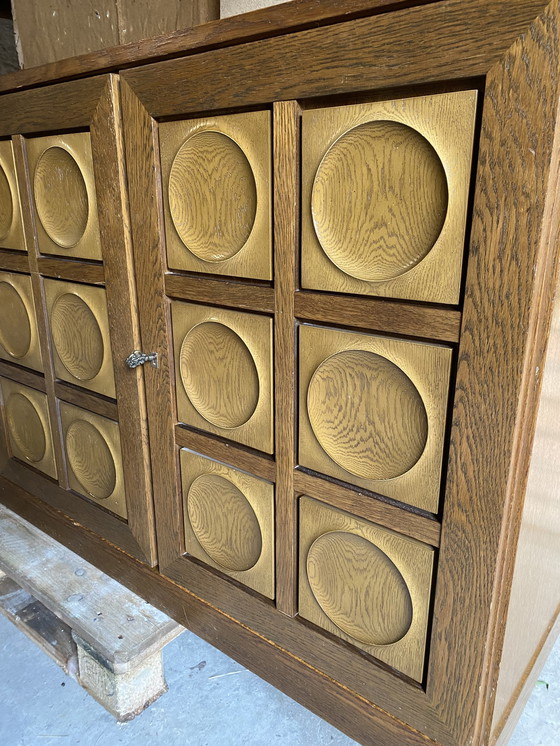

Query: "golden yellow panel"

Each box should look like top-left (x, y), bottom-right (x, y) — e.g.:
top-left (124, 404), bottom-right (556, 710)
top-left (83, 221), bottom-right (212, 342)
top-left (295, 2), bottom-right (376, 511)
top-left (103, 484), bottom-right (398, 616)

top-left (0, 377), bottom-right (57, 479)
top-left (0, 271), bottom-right (43, 372)
top-left (44, 279), bottom-right (115, 399)
top-left (59, 401), bottom-right (126, 518)
top-left (172, 301), bottom-right (273, 453)
top-left (301, 90), bottom-right (477, 303)
top-left (0, 140), bottom-right (25, 252)
top-left (299, 496), bottom-right (434, 682)
top-left (180, 449), bottom-right (275, 598)
top-left (159, 111), bottom-right (272, 280)
top-left (26, 133), bottom-right (102, 261)
top-left (298, 324), bottom-right (452, 513)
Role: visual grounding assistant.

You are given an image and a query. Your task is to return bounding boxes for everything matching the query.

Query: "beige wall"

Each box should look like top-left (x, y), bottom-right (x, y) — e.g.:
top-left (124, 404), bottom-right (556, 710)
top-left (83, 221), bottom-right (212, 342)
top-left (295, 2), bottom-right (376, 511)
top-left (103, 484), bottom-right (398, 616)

top-left (220, 0), bottom-right (287, 18)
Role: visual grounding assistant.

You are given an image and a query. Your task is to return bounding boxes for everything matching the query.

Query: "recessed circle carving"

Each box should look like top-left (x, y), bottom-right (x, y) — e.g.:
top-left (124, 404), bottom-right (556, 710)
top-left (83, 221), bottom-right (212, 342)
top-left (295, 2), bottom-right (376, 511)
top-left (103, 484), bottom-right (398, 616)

top-left (0, 163), bottom-right (13, 239)
top-left (66, 420), bottom-right (116, 500)
top-left (34, 146), bottom-right (89, 248)
top-left (187, 473), bottom-right (262, 571)
top-left (51, 293), bottom-right (104, 381)
top-left (307, 531), bottom-right (413, 646)
top-left (6, 393), bottom-right (46, 463)
top-left (307, 349), bottom-right (428, 480)
top-left (312, 121), bottom-right (448, 282)
top-left (169, 130), bottom-right (257, 262)
top-left (180, 322), bottom-right (259, 429)
top-left (0, 282), bottom-right (31, 359)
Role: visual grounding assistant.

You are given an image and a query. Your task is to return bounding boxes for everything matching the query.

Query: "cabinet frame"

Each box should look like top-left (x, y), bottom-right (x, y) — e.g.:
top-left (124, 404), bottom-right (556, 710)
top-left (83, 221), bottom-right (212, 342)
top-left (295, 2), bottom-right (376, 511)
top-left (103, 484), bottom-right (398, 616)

top-left (0, 75), bottom-right (156, 565)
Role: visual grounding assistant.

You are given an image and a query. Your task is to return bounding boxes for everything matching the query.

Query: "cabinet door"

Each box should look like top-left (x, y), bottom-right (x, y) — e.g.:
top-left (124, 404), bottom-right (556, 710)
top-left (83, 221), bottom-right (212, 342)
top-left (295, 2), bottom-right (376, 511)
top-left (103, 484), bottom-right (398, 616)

top-left (0, 76), bottom-right (156, 565)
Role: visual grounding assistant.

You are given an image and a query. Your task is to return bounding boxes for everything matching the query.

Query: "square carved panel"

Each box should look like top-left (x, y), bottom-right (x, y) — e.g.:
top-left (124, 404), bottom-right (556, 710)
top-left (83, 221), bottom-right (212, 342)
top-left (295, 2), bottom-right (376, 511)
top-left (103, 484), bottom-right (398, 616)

top-left (26, 132), bottom-right (102, 261)
top-left (59, 401), bottom-right (126, 518)
top-left (181, 449), bottom-right (275, 598)
top-left (44, 279), bottom-right (115, 399)
top-left (0, 140), bottom-right (25, 252)
top-left (298, 324), bottom-right (452, 513)
top-left (172, 301), bottom-right (273, 453)
top-left (0, 377), bottom-right (57, 479)
top-left (301, 90), bottom-right (477, 303)
top-left (159, 111), bottom-right (272, 280)
top-left (0, 271), bottom-right (43, 372)
top-left (298, 496), bottom-right (434, 682)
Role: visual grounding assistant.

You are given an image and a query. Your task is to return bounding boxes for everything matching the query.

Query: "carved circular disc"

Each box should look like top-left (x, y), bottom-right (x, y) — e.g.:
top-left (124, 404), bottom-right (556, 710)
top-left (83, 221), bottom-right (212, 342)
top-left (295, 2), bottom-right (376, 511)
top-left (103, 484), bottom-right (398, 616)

top-left (312, 121), bottom-right (448, 282)
top-left (180, 322), bottom-right (259, 429)
top-left (66, 420), bottom-right (116, 500)
top-left (34, 147), bottom-right (89, 248)
top-left (51, 293), bottom-right (104, 381)
top-left (169, 131), bottom-right (257, 262)
top-left (0, 282), bottom-right (31, 359)
top-left (187, 474), bottom-right (262, 571)
top-left (0, 163), bottom-right (13, 239)
top-left (307, 531), bottom-right (413, 646)
top-left (307, 350), bottom-right (428, 480)
top-left (6, 393), bottom-right (46, 463)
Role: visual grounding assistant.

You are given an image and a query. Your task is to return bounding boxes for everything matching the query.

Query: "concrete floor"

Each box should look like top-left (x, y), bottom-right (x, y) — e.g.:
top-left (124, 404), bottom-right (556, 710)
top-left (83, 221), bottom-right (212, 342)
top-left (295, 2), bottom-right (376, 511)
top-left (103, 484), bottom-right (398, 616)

top-left (0, 612), bottom-right (558, 745)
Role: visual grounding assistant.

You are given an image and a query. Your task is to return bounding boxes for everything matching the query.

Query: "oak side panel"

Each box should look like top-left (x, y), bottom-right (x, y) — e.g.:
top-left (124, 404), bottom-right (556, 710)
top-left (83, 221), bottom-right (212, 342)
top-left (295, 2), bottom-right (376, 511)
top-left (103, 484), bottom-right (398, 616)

top-left (122, 0), bottom-right (550, 117)
top-left (90, 75), bottom-right (156, 565)
top-left (273, 100), bottom-right (299, 615)
top-left (120, 78), bottom-right (183, 569)
top-left (0, 77), bottom-right (109, 136)
top-left (295, 293), bottom-right (461, 343)
top-left (490, 265), bottom-right (560, 739)
top-left (0, 1), bottom-right (438, 94)
top-left (0, 481), bottom-right (437, 746)
top-left (427, 3), bottom-right (560, 744)
top-left (11, 135), bottom-right (70, 489)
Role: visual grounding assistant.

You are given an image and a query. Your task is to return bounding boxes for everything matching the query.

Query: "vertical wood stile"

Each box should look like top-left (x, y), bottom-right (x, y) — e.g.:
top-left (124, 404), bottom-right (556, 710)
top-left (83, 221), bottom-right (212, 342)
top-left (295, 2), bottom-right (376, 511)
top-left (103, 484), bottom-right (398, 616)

top-left (273, 100), bottom-right (300, 616)
top-left (11, 135), bottom-right (69, 489)
top-left (119, 77), bottom-right (183, 569)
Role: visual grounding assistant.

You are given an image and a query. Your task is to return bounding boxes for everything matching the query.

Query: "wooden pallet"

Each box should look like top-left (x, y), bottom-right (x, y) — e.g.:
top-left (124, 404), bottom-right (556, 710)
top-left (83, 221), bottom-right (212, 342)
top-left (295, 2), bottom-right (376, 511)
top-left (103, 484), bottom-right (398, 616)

top-left (0, 504), bottom-right (184, 721)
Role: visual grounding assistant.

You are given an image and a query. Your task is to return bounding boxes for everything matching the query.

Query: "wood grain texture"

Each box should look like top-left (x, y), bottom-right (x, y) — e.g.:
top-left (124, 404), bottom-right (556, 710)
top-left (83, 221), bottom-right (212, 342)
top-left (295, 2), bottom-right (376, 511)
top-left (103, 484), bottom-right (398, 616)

top-left (0, 271), bottom-right (43, 372)
top-left (0, 1), bottom-right (440, 95)
top-left (299, 496), bottom-right (434, 682)
top-left (294, 470), bottom-right (440, 547)
top-left (299, 324), bottom-right (452, 513)
top-left (165, 274), bottom-right (274, 313)
top-left (0, 140), bottom-right (25, 251)
top-left (175, 425), bottom-right (275, 483)
top-left (11, 135), bottom-right (70, 490)
top-left (426, 2), bottom-right (560, 744)
top-left (54, 382), bottom-right (118, 421)
top-left (180, 449), bottom-right (275, 598)
top-left (0, 76), bottom-right (108, 136)
top-left (295, 292), bottom-right (461, 342)
top-left (273, 101), bottom-right (299, 615)
top-left (122, 0), bottom-right (549, 117)
top-left (0, 361), bottom-right (46, 392)
top-left (0, 482), bottom-right (438, 746)
top-left (38, 257), bottom-right (105, 285)
top-left (0, 250), bottom-right (29, 272)
top-left (160, 111), bottom-right (272, 280)
top-left (90, 75), bottom-right (156, 563)
top-left (120, 77), bottom-right (183, 570)
top-left (491, 275), bottom-right (560, 738)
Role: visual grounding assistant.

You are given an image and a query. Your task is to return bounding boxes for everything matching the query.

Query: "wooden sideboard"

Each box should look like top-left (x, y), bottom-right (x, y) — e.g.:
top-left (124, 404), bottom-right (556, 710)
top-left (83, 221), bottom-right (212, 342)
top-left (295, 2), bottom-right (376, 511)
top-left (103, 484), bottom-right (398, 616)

top-left (0, 2), bottom-right (559, 744)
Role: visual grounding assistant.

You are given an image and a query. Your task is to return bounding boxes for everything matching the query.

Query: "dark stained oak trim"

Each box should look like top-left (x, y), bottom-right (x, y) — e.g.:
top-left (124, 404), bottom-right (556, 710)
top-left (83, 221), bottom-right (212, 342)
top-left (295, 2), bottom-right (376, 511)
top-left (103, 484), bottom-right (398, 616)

top-left (175, 425), bottom-right (276, 483)
top-left (0, 1), bottom-right (441, 95)
top-left (165, 273), bottom-right (275, 313)
top-left (0, 250), bottom-right (30, 273)
top-left (0, 362), bottom-right (46, 392)
top-left (296, 292), bottom-right (461, 343)
top-left (294, 470), bottom-right (441, 548)
top-left (54, 382), bottom-right (118, 421)
top-left (38, 257), bottom-right (105, 285)
top-left (122, 0), bottom-right (550, 117)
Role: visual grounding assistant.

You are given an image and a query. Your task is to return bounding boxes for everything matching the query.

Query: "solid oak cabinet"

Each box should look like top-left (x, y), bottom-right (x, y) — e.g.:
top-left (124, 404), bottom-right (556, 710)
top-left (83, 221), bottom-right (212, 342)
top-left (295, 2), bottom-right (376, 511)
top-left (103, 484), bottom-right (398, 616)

top-left (1, 2), bottom-right (560, 745)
